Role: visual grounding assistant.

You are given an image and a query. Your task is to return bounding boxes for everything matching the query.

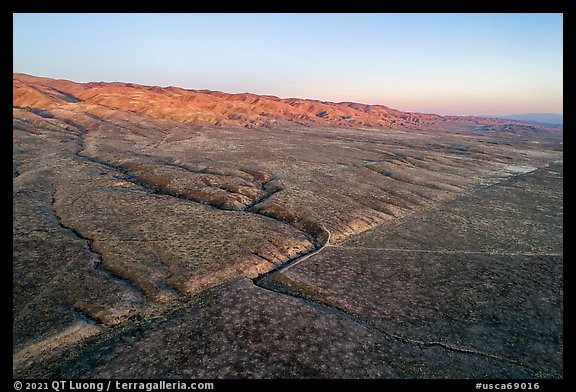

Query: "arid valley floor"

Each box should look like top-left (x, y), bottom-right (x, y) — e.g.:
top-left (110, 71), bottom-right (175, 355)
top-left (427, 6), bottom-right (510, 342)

top-left (13, 73), bottom-right (563, 378)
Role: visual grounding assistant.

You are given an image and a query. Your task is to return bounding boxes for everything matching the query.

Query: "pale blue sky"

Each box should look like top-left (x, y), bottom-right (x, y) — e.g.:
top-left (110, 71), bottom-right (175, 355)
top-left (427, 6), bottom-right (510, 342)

top-left (13, 13), bottom-right (563, 115)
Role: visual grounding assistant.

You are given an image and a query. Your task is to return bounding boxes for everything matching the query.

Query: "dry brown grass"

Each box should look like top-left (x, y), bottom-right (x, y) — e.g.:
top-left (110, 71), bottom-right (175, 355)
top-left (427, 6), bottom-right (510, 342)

top-left (13, 73), bottom-right (563, 378)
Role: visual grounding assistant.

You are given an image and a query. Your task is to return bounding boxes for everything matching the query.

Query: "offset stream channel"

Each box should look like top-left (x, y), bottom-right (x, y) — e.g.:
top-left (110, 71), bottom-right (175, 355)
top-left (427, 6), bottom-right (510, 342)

top-left (250, 165), bottom-right (559, 376)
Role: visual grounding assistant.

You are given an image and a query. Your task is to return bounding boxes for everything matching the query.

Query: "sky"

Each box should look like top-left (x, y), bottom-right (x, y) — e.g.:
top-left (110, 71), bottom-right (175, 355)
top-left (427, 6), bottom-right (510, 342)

top-left (13, 13), bottom-right (563, 116)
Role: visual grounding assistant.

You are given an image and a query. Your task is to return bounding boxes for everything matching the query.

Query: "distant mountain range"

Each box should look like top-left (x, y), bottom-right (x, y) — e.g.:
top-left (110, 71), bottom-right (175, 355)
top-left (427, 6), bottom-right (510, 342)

top-left (482, 113), bottom-right (563, 126)
top-left (13, 73), bottom-right (562, 134)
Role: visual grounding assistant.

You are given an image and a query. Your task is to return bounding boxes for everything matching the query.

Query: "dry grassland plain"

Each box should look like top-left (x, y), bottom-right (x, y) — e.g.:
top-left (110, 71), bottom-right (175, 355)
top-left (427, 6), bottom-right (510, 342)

top-left (13, 73), bottom-right (562, 378)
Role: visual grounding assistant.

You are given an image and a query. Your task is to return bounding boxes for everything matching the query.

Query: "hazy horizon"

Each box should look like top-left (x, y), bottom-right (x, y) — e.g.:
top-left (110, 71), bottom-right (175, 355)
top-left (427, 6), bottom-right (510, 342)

top-left (13, 13), bottom-right (563, 116)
